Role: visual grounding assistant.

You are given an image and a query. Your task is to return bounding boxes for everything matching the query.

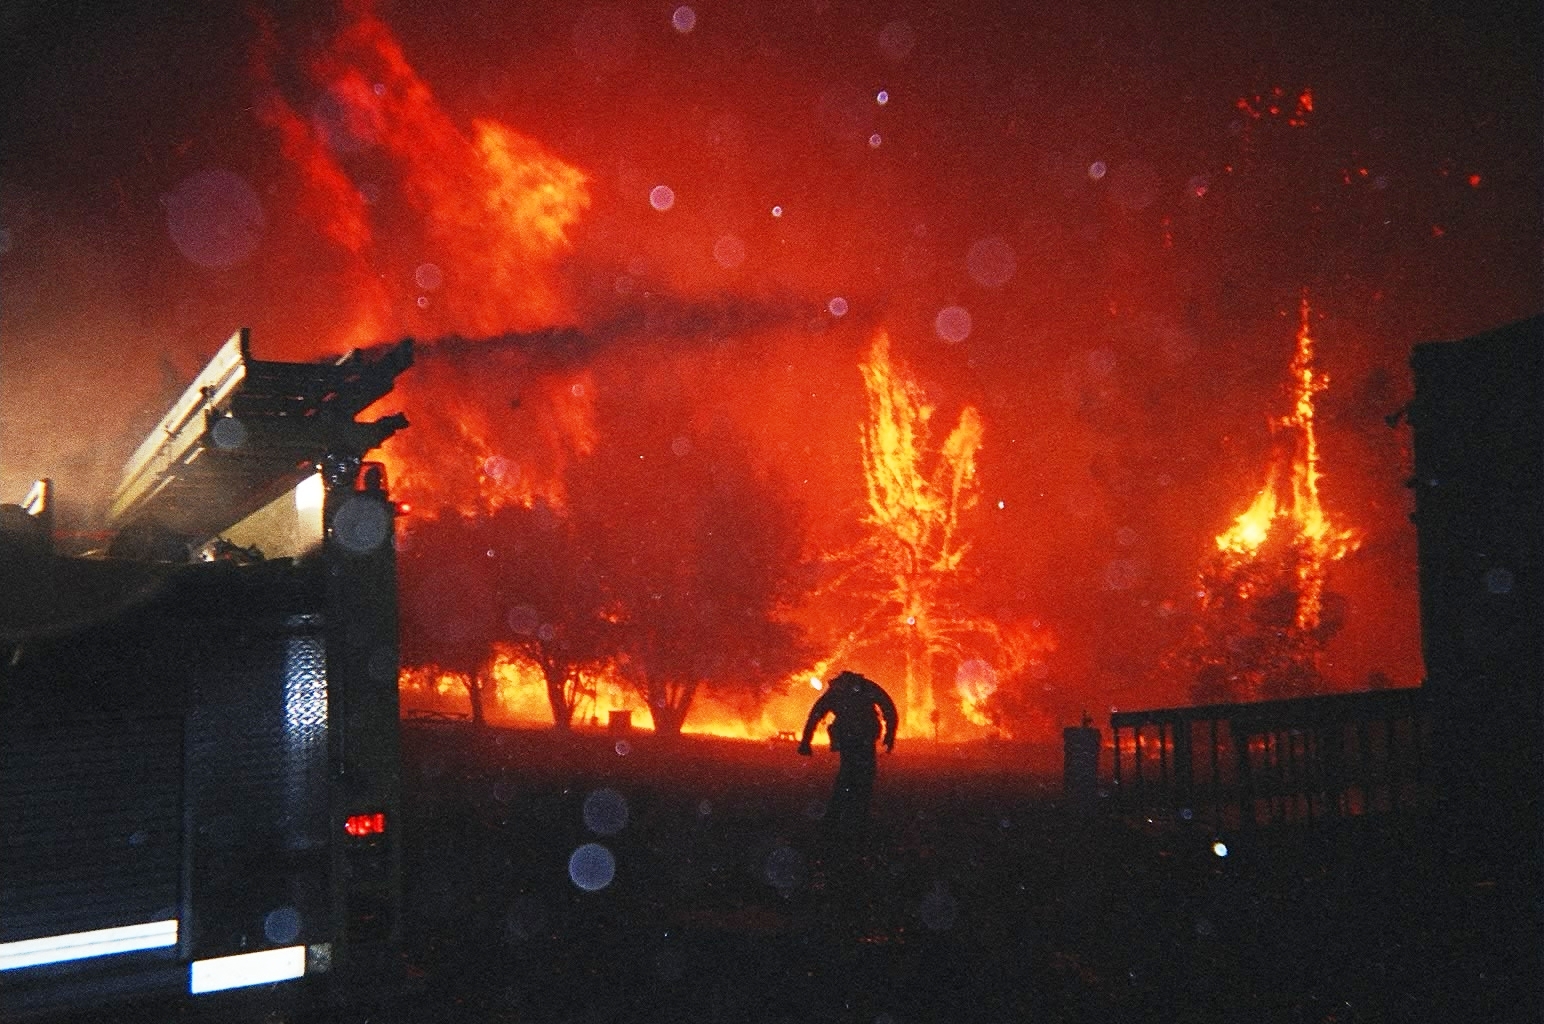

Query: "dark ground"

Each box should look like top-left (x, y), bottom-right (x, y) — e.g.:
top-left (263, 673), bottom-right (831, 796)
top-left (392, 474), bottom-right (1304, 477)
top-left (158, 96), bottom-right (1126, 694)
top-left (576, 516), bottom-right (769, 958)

top-left (342, 723), bottom-right (1536, 1024)
top-left (70, 722), bottom-right (1539, 1024)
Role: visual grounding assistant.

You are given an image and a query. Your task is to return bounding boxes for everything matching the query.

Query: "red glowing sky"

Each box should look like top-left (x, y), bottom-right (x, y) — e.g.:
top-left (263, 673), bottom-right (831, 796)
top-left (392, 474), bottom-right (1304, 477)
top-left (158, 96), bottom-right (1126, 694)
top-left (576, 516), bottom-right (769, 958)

top-left (1, 0), bottom-right (1539, 720)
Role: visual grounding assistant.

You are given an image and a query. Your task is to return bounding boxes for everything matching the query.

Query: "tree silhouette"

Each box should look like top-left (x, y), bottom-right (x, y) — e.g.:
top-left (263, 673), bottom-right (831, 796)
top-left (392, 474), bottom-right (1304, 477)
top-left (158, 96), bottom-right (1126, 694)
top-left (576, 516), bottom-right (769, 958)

top-left (397, 509), bottom-right (502, 725)
top-left (567, 391), bottom-right (810, 736)
top-left (484, 499), bottom-right (611, 730)
top-left (1174, 526), bottom-right (1348, 705)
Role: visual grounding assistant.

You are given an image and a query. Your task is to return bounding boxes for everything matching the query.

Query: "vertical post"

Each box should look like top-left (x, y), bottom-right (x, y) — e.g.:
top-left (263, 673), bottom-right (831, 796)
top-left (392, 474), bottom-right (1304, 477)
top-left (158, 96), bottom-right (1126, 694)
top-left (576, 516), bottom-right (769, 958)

top-left (1285, 730), bottom-right (1300, 821)
top-left (1174, 715), bottom-right (1194, 817)
top-left (1134, 725), bottom-right (1145, 814)
top-left (1209, 717), bottom-right (1221, 827)
top-left (1309, 729), bottom-right (1321, 827)
top-left (1265, 732), bottom-right (1277, 823)
top-left (1236, 722), bottom-right (1255, 828)
top-left (1112, 724), bottom-right (1123, 803)
top-left (1388, 715), bottom-right (1404, 813)
top-left (1063, 718), bottom-right (1101, 817)
top-left (1356, 719), bottom-right (1371, 815)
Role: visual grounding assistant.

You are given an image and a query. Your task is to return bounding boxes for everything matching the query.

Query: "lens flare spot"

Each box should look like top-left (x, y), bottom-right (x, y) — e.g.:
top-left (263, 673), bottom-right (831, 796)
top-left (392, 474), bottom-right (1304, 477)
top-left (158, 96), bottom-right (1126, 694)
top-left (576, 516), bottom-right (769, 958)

top-left (1088, 161), bottom-right (1108, 181)
top-left (506, 604), bottom-right (539, 635)
top-left (1212, 840), bottom-right (1229, 857)
top-left (877, 90), bottom-right (890, 105)
top-left (828, 297), bottom-right (849, 317)
top-left (263, 907), bottom-right (302, 944)
top-left (868, 133), bottom-right (883, 148)
top-left (414, 262), bottom-right (444, 290)
top-left (671, 6), bottom-right (697, 33)
top-left (934, 305), bottom-right (973, 344)
top-left (163, 168), bottom-right (266, 269)
top-left (649, 185), bottom-right (676, 211)
top-left (211, 416), bottom-right (248, 451)
top-left (763, 845), bottom-right (806, 893)
top-left (482, 454), bottom-right (512, 482)
top-left (332, 495), bottom-right (392, 553)
top-left (582, 788), bottom-right (630, 836)
top-left (568, 843), bottom-right (616, 891)
top-left (771, 205), bottom-right (784, 217)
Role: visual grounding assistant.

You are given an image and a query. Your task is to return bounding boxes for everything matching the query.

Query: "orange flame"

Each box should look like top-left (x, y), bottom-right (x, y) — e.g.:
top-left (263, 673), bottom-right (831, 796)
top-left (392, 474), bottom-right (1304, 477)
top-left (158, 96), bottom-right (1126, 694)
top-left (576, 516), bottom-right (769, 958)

top-left (812, 331), bottom-right (1052, 740)
top-left (1215, 295), bottom-right (1359, 631)
top-left (253, 5), bottom-right (597, 517)
top-left (401, 651), bottom-right (821, 741)
top-left (252, 3), bottom-right (590, 351)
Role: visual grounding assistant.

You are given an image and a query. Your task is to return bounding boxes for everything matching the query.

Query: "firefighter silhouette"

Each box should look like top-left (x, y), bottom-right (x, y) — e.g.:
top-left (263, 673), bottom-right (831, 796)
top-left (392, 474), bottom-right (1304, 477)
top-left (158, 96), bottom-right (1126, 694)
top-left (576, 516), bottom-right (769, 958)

top-left (797, 671), bottom-right (898, 829)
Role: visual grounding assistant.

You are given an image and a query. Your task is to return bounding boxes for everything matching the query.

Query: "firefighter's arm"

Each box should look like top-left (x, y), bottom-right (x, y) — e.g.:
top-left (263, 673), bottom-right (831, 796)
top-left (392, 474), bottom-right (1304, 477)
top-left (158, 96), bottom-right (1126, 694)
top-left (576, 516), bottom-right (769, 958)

top-left (877, 687), bottom-right (899, 752)
top-left (797, 693), bottom-right (832, 755)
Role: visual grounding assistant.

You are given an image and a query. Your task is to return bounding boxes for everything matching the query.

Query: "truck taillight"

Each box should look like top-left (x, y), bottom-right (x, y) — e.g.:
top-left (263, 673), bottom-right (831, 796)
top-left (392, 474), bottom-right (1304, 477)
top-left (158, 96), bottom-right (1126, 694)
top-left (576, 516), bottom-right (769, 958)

top-left (344, 812), bottom-right (386, 837)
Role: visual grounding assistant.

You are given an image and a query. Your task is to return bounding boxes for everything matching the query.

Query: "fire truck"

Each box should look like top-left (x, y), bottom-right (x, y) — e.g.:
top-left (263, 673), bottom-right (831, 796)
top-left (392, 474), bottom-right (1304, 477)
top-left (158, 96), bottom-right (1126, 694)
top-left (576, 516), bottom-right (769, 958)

top-left (0, 330), bottom-right (411, 1015)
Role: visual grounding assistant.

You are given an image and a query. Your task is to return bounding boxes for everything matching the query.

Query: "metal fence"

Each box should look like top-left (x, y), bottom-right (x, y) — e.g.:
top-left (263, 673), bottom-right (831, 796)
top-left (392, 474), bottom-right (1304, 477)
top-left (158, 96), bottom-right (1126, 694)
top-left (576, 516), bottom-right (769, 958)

top-left (1110, 688), bottom-right (1430, 829)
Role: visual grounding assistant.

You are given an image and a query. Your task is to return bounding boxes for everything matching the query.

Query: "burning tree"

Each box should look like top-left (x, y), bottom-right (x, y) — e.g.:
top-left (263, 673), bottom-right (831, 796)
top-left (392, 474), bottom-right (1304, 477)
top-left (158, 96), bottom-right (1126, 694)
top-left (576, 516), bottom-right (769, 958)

top-left (484, 499), bottom-right (611, 730)
top-left (566, 382), bottom-right (812, 736)
top-left (820, 331), bottom-right (1035, 737)
top-left (1175, 299), bottom-right (1359, 704)
top-left (397, 510), bottom-right (504, 725)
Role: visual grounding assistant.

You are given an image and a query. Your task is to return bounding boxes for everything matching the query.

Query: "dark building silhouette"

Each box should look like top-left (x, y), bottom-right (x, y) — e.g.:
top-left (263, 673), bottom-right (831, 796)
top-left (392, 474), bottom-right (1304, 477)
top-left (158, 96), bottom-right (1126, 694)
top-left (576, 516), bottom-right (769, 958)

top-left (1408, 314), bottom-right (1542, 878)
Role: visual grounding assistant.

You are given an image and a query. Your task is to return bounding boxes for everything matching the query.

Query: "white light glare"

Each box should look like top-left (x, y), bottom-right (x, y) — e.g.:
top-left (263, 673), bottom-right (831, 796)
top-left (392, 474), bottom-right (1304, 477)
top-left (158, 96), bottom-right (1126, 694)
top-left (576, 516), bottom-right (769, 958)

top-left (295, 471), bottom-right (325, 513)
top-left (190, 946), bottom-right (306, 994)
top-left (0, 920), bottom-right (178, 971)
top-left (1212, 840), bottom-right (1229, 858)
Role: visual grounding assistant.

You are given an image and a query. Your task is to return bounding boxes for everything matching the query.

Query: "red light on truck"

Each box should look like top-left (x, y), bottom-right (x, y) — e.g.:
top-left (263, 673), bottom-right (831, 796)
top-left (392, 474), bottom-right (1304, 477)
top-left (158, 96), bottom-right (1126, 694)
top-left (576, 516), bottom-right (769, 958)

top-left (344, 812), bottom-right (386, 837)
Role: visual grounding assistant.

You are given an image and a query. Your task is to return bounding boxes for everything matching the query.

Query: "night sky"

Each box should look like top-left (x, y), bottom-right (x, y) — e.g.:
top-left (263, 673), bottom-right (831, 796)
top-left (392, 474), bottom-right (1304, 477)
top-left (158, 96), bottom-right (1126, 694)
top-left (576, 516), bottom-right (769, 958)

top-left (2, 0), bottom-right (1539, 727)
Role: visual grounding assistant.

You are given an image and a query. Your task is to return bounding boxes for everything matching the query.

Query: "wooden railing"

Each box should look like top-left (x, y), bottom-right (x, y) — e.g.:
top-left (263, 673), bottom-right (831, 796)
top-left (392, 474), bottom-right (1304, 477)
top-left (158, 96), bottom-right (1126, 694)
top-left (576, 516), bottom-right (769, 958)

top-left (1110, 688), bottom-right (1430, 829)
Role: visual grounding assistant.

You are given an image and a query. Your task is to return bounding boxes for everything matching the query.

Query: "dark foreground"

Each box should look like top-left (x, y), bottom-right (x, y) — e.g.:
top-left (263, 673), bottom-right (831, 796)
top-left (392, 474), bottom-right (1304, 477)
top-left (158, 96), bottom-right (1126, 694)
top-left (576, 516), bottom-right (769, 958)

top-left (87, 722), bottom-right (1544, 1024)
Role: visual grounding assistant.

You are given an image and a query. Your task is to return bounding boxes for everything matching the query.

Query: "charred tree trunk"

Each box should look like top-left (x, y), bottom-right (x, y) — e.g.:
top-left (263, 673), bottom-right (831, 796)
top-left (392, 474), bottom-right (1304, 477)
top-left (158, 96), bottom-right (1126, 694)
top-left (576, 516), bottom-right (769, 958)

top-left (646, 679), bottom-right (699, 736)
top-left (542, 660), bottom-right (575, 731)
top-left (903, 619), bottom-right (934, 737)
top-left (463, 673), bottom-right (488, 727)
